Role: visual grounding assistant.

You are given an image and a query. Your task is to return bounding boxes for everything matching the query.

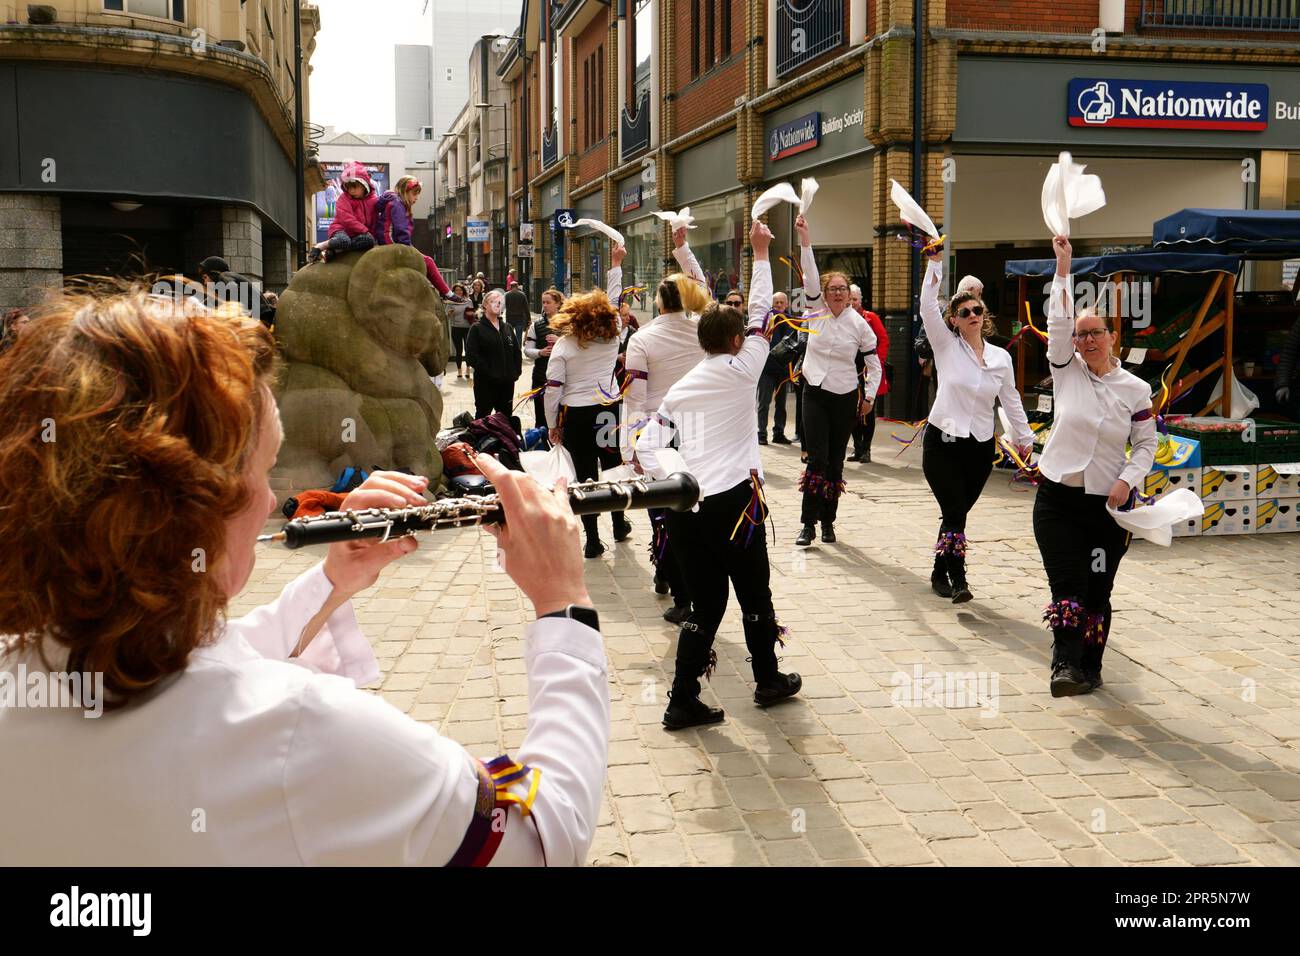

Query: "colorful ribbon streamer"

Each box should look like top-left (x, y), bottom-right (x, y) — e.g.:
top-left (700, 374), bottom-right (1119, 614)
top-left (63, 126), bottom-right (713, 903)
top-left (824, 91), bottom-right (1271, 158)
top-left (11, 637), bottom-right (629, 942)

top-left (484, 755), bottom-right (542, 817)
top-left (880, 417), bottom-right (927, 456)
top-left (730, 470), bottom-right (771, 546)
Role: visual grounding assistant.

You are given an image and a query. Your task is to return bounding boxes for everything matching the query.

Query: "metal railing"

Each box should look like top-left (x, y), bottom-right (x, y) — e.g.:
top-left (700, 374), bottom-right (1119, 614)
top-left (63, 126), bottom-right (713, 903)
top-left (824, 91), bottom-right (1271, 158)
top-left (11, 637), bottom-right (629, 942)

top-left (775, 0), bottom-right (844, 80)
top-left (541, 121), bottom-right (559, 170)
top-left (1140, 0), bottom-right (1300, 29)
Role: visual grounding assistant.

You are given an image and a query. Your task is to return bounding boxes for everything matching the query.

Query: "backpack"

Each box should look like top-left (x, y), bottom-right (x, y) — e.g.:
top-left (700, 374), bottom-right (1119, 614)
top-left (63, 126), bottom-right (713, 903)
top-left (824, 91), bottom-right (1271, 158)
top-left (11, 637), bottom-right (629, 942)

top-left (328, 466), bottom-right (370, 494)
top-left (765, 334), bottom-right (803, 380)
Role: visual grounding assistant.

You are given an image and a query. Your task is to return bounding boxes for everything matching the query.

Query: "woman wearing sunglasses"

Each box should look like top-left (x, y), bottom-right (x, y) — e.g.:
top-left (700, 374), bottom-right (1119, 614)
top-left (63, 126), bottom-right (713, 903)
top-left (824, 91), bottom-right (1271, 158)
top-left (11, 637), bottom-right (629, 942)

top-left (792, 215), bottom-right (883, 547)
top-left (1034, 235), bottom-right (1156, 697)
top-left (919, 249), bottom-right (1035, 603)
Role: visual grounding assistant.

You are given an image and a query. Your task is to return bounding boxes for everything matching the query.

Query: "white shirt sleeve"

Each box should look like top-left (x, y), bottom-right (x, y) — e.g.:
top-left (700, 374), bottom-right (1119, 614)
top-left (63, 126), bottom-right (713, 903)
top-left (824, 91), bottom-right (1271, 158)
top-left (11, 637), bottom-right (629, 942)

top-left (1047, 273), bottom-right (1076, 369)
top-left (998, 366), bottom-right (1037, 449)
top-left (281, 616), bottom-right (608, 867)
top-left (919, 259), bottom-right (953, 360)
top-left (672, 243), bottom-right (707, 288)
top-left (622, 335), bottom-right (649, 462)
top-left (523, 322), bottom-right (540, 360)
top-left (729, 259), bottom-right (773, 381)
top-left (1121, 400), bottom-right (1159, 490)
top-left (799, 245), bottom-right (821, 312)
top-left (606, 267), bottom-right (623, 326)
top-left (634, 401), bottom-right (678, 480)
top-left (856, 319), bottom-right (882, 399)
top-left (225, 562), bottom-right (379, 685)
top-left (544, 340), bottom-right (567, 429)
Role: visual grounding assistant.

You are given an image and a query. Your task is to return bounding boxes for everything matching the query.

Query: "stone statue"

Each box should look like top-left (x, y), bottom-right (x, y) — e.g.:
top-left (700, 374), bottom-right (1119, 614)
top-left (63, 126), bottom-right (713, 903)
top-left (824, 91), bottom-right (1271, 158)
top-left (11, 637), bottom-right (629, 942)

top-left (270, 243), bottom-right (448, 498)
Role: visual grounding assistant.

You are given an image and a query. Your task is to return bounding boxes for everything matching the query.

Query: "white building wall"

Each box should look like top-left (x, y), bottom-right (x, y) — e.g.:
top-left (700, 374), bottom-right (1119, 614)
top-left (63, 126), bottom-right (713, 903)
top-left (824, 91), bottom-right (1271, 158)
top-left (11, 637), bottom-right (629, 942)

top-left (430, 1), bottom-right (524, 144)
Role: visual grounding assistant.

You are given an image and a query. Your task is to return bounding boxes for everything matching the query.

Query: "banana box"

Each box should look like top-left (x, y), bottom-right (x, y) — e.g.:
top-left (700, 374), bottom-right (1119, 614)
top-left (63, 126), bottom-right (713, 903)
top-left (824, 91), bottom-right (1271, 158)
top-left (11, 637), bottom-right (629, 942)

top-left (1254, 465), bottom-right (1300, 499)
top-left (1255, 497), bottom-right (1300, 534)
top-left (1200, 498), bottom-right (1255, 536)
top-left (1171, 513), bottom-right (1202, 538)
top-left (1143, 467), bottom-right (1198, 502)
top-left (1200, 465), bottom-right (1254, 503)
top-left (1151, 433), bottom-right (1201, 469)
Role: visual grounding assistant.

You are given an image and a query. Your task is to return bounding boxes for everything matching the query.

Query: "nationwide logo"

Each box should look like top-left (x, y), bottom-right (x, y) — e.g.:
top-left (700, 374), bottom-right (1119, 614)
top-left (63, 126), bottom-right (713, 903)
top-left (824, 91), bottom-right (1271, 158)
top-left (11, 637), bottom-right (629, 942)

top-left (1068, 78), bottom-right (1269, 132)
top-left (769, 111), bottom-right (821, 162)
top-left (620, 184), bottom-right (642, 213)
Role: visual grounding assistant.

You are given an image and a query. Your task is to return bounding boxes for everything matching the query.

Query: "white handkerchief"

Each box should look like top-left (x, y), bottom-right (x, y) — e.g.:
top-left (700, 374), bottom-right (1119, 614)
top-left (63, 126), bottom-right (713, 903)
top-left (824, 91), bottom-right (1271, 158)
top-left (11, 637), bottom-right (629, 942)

top-left (1107, 488), bottom-right (1203, 547)
top-left (799, 178), bottom-right (819, 215)
top-left (889, 179), bottom-right (939, 239)
top-left (1041, 151), bottom-right (1106, 237)
top-left (652, 207), bottom-right (696, 230)
top-left (752, 182), bottom-right (801, 221)
top-left (572, 218), bottom-right (625, 247)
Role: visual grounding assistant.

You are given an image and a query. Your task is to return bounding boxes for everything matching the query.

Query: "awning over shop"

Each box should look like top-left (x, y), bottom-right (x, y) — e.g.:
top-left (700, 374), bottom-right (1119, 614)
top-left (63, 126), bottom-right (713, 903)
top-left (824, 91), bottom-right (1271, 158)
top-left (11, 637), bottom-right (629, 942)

top-left (1152, 209), bottom-right (1300, 260)
top-left (1005, 249), bottom-right (1242, 278)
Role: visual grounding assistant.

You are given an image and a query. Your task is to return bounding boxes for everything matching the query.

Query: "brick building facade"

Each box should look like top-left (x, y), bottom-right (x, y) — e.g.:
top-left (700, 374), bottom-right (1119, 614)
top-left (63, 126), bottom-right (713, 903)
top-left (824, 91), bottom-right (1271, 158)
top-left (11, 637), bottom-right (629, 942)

top-left (488, 0), bottom-right (1300, 415)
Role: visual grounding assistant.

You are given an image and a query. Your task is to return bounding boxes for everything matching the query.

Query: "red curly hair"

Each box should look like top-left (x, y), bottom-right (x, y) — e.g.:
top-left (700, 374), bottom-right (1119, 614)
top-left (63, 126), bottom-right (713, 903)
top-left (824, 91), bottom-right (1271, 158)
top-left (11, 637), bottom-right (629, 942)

top-left (0, 283), bottom-right (279, 704)
top-left (549, 288), bottom-right (619, 346)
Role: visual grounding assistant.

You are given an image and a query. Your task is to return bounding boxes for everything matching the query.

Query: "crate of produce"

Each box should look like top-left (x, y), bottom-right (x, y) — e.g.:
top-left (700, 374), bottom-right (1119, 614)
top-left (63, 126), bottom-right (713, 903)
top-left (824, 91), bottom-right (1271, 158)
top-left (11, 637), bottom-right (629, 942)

top-left (1122, 294), bottom-right (1203, 353)
top-left (1167, 418), bottom-right (1255, 466)
top-left (1254, 419), bottom-right (1300, 464)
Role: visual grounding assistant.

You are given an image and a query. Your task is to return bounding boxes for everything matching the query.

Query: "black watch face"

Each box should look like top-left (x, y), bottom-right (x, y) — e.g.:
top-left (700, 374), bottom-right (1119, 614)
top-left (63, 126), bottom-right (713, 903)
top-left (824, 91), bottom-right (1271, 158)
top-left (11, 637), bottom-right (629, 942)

top-left (569, 606), bottom-right (600, 631)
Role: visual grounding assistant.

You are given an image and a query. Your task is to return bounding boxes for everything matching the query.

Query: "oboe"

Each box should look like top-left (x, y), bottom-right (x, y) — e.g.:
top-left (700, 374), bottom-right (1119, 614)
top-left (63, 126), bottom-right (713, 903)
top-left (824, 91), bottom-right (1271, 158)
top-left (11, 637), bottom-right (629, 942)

top-left (258, 472), bottom-right (700, 550)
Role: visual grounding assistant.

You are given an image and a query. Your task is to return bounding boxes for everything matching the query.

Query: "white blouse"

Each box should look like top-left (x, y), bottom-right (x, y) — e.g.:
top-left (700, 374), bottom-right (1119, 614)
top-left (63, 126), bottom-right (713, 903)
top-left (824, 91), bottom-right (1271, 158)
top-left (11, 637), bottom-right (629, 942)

top-left (0, 562), bottom-right (609, 866)
top-left (920, 259), bottom-right (1035, 447)
top-left (1038, 273), bottom-right (1158, 494)
top-left (544, 268), bottom-right (624, 428)
top-left (636, 259), bottom-right (771, 499)
top-left (798, 245), bottom-right (882, 397)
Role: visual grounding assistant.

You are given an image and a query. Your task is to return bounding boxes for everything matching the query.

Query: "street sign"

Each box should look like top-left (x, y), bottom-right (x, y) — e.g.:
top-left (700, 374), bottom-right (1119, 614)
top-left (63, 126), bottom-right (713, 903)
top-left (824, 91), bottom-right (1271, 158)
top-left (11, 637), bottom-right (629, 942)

top-left (467, 219), bottom-right (490, 242)
top-left (517, 243), bottom-right (534, 258)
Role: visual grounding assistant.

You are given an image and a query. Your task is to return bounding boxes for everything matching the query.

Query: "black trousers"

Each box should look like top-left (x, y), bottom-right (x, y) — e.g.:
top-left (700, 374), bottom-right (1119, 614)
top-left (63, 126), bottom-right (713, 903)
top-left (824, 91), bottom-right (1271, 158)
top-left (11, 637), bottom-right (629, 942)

top-left (921, 424), bottom-right (993, 538)
top-left (851, 405), bottom-right (877, 456)
top-left (799, 384), bottom-right (858, 525)
top-left (666, 479), bottom-right (779, 696)
top-left (509, 318), bottom-right (529, 359)
top-left (649, 507), bottom-right (689, 605)
top-left (561, 402), bottom-right (625, 538)
top-left (451, 327), bottom-right (469, 367)
top-left (795, 380), bottom-right (805, 445)
top-left (473, 375), bottom-right (516, 422)
top-left (755, 373), bottom-right (789, 439)
top-left (1033, 479), bottom-right (1130, 673)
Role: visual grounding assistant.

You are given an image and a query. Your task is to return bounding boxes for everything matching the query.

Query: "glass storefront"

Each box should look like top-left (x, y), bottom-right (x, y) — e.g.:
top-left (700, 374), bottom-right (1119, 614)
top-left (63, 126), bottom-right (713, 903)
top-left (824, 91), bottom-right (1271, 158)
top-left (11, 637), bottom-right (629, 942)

top-left (686, 191), bottom-right (745, 299)
top-left (620, 216), bottom-right (659, 328)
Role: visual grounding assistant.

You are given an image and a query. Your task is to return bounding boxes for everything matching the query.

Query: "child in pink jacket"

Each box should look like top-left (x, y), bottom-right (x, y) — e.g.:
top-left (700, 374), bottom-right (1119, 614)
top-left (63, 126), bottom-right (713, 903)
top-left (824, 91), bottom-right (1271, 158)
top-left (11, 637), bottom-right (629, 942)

top-left (309, 160), bottom-right (377, 262)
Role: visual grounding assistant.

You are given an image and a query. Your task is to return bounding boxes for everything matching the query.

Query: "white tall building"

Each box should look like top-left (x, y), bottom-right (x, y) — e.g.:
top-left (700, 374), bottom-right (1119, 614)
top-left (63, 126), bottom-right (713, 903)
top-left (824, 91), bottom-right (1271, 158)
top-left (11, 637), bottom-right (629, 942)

top-left (429, 1), bottom-right (522, 144)
top-left (395, 45), bottom-right (433, 141)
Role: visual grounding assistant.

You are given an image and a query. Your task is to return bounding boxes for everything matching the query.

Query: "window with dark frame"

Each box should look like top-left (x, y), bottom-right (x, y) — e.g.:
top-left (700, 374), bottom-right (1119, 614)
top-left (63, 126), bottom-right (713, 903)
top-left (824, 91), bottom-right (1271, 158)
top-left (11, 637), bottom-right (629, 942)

top-left (721, 1), bottom-right (731, 60)
top-left (597, 45), bottom-right (605, 140)
top-left (690, 0), bottom-right (700, 78)
top-left (103, 0), bottom-right (186, 20)
top-left (583, 58), bottom-right (590, 149)
top-left (629, 0), bottom-right (652, 112)
top-left (705, 0), bottom-right (715, 69)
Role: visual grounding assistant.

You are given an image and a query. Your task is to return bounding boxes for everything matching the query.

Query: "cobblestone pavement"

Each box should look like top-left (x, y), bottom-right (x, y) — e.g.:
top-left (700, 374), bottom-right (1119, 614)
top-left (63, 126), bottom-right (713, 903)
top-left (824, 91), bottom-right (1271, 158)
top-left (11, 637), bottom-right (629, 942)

top-left (235, 368), bottom-right (1300, 866)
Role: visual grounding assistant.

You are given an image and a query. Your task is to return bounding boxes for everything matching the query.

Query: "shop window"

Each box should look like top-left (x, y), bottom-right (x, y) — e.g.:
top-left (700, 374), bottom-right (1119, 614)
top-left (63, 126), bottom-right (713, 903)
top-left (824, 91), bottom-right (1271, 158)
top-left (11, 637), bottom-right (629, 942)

top-left (629, 0), bottom-right (653, 111)
top-left (103, 0), bottom-right (185, 20)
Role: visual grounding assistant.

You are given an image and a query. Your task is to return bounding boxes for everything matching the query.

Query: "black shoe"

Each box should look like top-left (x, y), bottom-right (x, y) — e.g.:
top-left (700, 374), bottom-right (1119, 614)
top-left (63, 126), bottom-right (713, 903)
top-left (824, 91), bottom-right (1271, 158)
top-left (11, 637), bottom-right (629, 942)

top-left (754, 672), bottom-right (802, 707)
top-left (663, 603), bottom-right (691, 625)
top-left (847, 450), bottom-right (863, 462)
top-left (772, 434), bottom-right (792, 445)
top-left (653, 569), bottom-right (669, 595)
top-left (757, 434), bottom-right (768, 445)
top-left (795, 525), bottom-right (815, 547)
top-left (860, 449), bottom-right (872, 463)
top-left (820, 522), bottom-right (836, 543)
top-left (1050, 662), bottom-right (1092, 698)
top-left (584, 537), bottom-right (605, 559)
top-left (612, 515), bottom-right (633, 542)
top-left (951, 585), bottom-right (973, 604)
top-left (1084, 669), bottom-right (1104, 691)
top-left (949, 557), bottom-right (972, 604)
top-left (663, 693), bottom-right (725, 730)
top-left (930, 567), bottom-right (953, 599)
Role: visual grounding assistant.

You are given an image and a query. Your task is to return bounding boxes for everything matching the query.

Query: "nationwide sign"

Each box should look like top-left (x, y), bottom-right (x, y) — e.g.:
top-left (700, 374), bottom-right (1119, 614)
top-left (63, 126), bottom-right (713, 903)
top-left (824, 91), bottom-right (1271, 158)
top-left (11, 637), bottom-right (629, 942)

top-left (769, 111), bottom-right (820, 162)
top-left (620, 184), bottom-right (642, 213)
top-left (1068, 78), bottom-right (1269, 132)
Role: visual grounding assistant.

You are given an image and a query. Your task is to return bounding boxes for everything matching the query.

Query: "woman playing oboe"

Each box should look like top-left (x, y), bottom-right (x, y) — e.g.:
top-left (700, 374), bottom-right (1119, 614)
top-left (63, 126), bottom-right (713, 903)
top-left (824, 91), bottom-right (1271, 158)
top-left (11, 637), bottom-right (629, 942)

top-left (919, 248), bottom-right (1035, 603)
top-left (1035, 235), bottom-right (1156, 696)
top-left (796, 214), bottom-right (883, 547)
top-left (545, 245), bottom-right (631, 559)
top-left (0, 286), bottom-right (608, 866)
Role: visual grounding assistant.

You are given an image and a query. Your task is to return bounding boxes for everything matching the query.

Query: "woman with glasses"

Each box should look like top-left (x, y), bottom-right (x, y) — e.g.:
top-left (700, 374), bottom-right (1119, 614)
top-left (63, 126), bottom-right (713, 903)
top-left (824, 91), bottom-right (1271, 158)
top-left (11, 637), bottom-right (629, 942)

top-left (919, 248), bottom-right (1035, 603)
top-left (794, 215), bottom-right (882, 547)
top-left (1034, 235), bottom-right (1156, 697)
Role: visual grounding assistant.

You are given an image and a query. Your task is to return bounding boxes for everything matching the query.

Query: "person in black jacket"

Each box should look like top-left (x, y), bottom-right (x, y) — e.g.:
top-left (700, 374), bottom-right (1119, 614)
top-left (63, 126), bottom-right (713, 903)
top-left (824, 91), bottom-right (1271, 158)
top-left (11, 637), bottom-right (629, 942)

top-left (505, 281), bottom-right (531, 359)
top-left (524, 288), bottom-right (565, 428)
top-left (464, 288), bottom-right (522, 426)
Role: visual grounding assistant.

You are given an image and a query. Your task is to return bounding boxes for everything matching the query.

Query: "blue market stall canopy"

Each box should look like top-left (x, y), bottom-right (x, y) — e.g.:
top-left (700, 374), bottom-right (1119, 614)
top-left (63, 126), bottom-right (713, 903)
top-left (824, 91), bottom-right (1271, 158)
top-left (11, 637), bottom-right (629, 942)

top-left (1152, 209), bottom-right (1300, 260)
top-left (1005, 250), bottom-right (1241, 278)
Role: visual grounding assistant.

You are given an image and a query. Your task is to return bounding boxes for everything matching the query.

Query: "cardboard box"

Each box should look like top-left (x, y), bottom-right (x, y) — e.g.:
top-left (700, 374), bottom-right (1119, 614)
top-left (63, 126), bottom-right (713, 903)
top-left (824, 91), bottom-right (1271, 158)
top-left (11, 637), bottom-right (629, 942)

top-left (1200, 498), bottom-right (1255, 536)
top-left (1152, 434), bottom-right (1201, 469)
top-left (1200, 466), bottom-right (1254, 503)
top-left (1254, 465), bottom-right (1300, 500)
top-left (1143, 467), bottom-right (1199, 502)
top-left (1255, 497), bottom-right (1300, 534)
top-left (1171, 514), bottom-right (1202, 538)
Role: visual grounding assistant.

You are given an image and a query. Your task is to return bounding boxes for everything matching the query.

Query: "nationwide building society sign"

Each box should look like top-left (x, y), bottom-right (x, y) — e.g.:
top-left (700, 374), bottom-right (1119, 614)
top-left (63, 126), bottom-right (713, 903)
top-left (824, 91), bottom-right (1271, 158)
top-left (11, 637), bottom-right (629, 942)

top-left (1068, 78), bottom-right (1269, 131)
top-left (768, 107), bottom-right (865, 163)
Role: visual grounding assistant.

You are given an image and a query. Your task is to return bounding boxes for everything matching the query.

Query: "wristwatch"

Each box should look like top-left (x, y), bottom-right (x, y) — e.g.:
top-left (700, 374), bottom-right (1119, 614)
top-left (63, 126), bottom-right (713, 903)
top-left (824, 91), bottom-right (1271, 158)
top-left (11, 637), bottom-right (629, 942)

top-left (539, 604), bottom-right (600, 632)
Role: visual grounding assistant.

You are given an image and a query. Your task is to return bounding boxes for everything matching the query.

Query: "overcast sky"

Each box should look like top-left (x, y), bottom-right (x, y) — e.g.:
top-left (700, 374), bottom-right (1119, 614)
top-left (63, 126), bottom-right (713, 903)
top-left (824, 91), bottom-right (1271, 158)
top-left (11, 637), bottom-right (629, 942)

top-left (308, 0), bottom-right (431, 135)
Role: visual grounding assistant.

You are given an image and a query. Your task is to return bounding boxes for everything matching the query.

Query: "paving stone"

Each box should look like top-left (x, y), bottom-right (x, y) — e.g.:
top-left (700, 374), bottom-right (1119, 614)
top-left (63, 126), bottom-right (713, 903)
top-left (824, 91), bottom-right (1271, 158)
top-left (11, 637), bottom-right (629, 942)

top-left (857, 826), bottom-right (938, 866)
top-left (1151, 825), bottom-right (1248, 865)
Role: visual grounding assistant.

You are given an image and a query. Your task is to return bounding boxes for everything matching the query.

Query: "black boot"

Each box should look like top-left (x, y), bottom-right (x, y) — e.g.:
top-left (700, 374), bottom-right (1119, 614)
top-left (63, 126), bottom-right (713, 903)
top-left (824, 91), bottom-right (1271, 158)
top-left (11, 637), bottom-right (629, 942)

top-left (1080, 609), bottom-right (1110, 691)
top-left (948, 555), bottom-right (973, 604)
top-left (664, 629), bottom-right (723, 729)
top-left (663, 692), bottom-right (725, 730)
top-left (653, 566), bottom-right (670, 595)
top-left (795, 524), bottom-right (815, 547)
top-left (930, 553), bottom-right (953, 598)
top-left (583, 535), bottom-right (605, 559)
top-left (820, 522), bottom-right (836, 543)
top-left (1050, 632), bottom-right (1090, 698)
top-left (663, 601), bottom-right (691, 625)
top-left (755, 673), bottom-right (803, 707)
top-left (612, 513), bottom-right (632, 542)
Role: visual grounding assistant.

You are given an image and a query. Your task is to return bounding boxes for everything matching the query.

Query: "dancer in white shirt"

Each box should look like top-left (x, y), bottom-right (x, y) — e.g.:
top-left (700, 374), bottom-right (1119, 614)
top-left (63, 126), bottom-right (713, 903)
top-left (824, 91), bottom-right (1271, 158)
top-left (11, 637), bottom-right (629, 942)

top-left (795, 214), bottom-right (883, 547)
top-left (1035, 235), bottom-right (1157, 696)
top-left (545, 246), bottom-right (631, 558)
top-left (636, 219), bottom-right (802, 730)
top-left (919, 249), bottom-right (1035, 603)
top-left (0, 288), bottom-right (608, 866)
top-left (621, 226), bottom-right (712, 624)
